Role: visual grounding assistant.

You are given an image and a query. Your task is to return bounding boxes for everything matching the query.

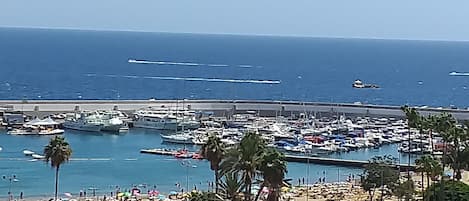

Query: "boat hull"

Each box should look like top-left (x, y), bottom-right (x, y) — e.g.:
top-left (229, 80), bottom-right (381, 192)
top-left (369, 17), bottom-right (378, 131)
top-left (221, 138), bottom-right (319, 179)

top-left (133, 121), bottom-right (177, 130)
top-left (64, 122), bottom-right (102, 132)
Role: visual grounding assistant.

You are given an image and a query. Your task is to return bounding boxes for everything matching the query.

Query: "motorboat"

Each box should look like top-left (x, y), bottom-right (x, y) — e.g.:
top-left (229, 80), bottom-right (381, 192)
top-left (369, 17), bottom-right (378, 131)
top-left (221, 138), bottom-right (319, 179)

top-left (63, 112), bottom-right (103, 132)
top-left (8, 128), bottom-right (65, 135)
top-left (23, 149), bottom-right (35, 156)
top-left (161, 134), bottom-right (194, 144)
top-left (352, 79), bottom-right (379, 88)
top-left (133, 110), bottom-right (178, 130)
top-left (96, 111), bottom-right (129, 132)
top-left (7, 118), bottom-right (64, 135)
top-left (32, 154), bottom-right (45, 160)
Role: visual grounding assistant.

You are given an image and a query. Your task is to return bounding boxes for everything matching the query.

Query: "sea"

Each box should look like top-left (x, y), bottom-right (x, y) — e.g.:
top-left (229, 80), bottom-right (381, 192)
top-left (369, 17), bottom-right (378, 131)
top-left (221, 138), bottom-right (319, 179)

top-left (0, 27), bottom-right (468, 198)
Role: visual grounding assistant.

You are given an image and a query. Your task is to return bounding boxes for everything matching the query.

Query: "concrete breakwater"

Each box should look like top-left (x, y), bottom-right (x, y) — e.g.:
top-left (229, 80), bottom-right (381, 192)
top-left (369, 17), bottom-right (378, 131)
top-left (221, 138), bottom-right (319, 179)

top-left (1, 99), bottom-right (469, 119)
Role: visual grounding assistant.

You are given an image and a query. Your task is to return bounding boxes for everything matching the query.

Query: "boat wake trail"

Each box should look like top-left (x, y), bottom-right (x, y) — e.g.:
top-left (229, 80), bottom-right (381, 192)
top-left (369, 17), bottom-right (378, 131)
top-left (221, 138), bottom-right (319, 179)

top-left (128, 59), bottom-right (261, 68)
top-left (449, 71), bottom-right (469, 76)
top-left (86, 74), bottom-right (281, 84)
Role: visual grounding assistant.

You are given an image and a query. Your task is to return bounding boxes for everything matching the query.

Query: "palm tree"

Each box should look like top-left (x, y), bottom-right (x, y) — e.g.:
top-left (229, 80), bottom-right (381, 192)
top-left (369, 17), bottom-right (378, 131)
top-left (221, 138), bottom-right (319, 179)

top-left (221, 132), bottom-right (265, 201)
top-left (433, 113), bottom-right (456, 198)
top-left (200, 134), bottom-right (224, 193)
top-left (401, 106), bottom-right (420, 179)
top-left (218, 172), bottom-right (245, 201)
top-left (424, 115), bottom-right (437, 155)
top-left (415, 155), bottom-right (440, 188)
top-left (44, 136), bottom-right (72, 201)
top-left (259, 148), bottom-right (287, 201)
top-left (445, 126), bottom-right (467, 181)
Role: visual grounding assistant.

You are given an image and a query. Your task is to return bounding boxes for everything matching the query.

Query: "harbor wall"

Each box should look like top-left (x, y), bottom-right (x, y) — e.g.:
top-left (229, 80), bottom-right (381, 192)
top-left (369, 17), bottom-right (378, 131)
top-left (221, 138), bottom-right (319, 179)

top-left (1, 99), bottom-right (469, 119)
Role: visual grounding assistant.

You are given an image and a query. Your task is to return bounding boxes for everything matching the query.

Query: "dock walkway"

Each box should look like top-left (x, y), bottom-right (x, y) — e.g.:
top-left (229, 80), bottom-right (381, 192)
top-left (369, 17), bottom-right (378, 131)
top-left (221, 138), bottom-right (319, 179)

top-left (140, 149), bottom-right (415, 171)
top-left (285, 155), bottom-right (416, 171)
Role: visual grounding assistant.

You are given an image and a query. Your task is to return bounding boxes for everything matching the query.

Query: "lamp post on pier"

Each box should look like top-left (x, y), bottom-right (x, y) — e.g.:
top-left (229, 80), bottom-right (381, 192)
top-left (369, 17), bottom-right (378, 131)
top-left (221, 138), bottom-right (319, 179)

top-left (181, 160), bottom-right (191, 193)
top-left (2, 174), bottom-right (19, 201)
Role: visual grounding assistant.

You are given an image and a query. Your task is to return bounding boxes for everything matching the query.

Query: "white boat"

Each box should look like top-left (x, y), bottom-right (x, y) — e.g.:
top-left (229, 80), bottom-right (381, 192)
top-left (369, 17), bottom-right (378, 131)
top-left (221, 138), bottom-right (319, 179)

top-left (7, 118), bottom-right (64, 135)
top-left (8, 128), bottom-right (64, 135)
top-left (23, 150), bottom-right (35, 156)
top-left (133, 110), bottom-right (178, 130)
top-left (96, 111), bottom-right (129, 132)
top-left (32, 154), bottom-right (45, 159)
top-left (161, 134), bottom-right (194, 144)
top-left (63, 113), bottom-right (103, 132)
top-left (352, 79), bottom-right (379, 88)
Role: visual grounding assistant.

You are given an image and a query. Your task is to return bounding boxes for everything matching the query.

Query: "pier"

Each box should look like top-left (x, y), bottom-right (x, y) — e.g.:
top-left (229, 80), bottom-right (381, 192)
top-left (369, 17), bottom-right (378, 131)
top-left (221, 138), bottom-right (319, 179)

top-left (1, 99), bottom-right (469, 119)
top-left (139, 149), bottom-right (416, 171)
top-left (285, 155), bottom-right (416, 171)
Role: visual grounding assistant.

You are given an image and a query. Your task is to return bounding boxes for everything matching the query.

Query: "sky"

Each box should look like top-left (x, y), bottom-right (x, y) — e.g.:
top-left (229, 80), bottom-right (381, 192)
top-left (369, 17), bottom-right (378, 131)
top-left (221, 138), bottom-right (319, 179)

top-left (1, 0), bottom-right (469, 41)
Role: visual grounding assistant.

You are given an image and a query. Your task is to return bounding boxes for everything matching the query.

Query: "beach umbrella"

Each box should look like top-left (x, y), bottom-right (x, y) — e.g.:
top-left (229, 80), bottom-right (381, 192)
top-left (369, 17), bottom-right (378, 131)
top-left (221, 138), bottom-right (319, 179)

top-left (124, 192), bottom-right (131, 197)
top-left (117, 192), bottom-right (124, 197)
top-left (169, 191), bottom-right (178, 195)
top-left (64, 193), bottom-right (72, 197)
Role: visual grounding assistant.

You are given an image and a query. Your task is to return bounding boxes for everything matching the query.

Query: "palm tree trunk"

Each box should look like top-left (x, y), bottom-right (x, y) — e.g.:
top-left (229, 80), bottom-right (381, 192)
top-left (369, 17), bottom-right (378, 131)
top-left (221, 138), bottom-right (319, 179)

top-left (407, 127), bottom-right (411, 180)
top-left (429, 130), bottom-right (434, 155)
top-left (245, 175), bottom-right (252, 201)
top-left (215, 170), bottom-right (219, 194)
top-left (419, 129), bottom-right (424, 199)
top-left (55, 165), bottom-right (60, 201)
top-left (426, 173), bottom-right (430, 191)
top-left (266, 187), bottom-right (278, 201)
top-left (254, 182), bottom-right (265, 201)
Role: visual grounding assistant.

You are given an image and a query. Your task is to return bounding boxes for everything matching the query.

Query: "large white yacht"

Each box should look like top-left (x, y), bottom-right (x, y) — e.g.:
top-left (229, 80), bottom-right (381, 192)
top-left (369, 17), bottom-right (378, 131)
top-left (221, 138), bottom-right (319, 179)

top-left (133, 109), bottom-right (179, 130)
top-left (96, 111), bottom-right (129, 132)
top-left (63, 112), bottom-right (103, 132)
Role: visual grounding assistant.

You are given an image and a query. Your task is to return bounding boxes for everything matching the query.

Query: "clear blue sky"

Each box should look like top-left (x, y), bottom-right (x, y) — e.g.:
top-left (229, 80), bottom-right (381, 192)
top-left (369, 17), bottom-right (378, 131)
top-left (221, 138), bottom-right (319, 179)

top-left (2, 0), bottom-right (469, 41)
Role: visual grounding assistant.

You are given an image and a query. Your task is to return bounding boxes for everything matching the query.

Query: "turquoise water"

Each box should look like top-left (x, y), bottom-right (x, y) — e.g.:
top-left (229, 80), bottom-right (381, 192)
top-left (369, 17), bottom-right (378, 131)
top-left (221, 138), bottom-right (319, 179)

top-left (0, 129), bottom-right (414, 198)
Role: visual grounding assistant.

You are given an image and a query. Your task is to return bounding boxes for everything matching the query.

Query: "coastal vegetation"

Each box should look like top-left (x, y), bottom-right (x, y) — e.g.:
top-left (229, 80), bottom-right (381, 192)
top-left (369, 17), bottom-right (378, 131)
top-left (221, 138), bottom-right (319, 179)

top-left (424, 180), bottom-right (469, 201)
top-left (401, 106), bottom-right (469, 200)
top-left (44, 136), bottom-right (72, 201)
top-left (360, 155), bottom-right (399, 201)
top-left (200, 132), bottom-right (287, 201)
top-left (200, 134), bottom-right (224, 193)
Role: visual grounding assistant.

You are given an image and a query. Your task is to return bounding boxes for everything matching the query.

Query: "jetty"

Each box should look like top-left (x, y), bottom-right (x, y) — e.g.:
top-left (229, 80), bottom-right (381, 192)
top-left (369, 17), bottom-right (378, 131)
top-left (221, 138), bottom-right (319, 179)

top-left (1, 99), bottom-right (469, 120)
top-left (140, 148), bottom-right (177, 156)
top-left (140, 149), bottom-right (415, 171)
top-left (285, 155), bottom-right (416, 171)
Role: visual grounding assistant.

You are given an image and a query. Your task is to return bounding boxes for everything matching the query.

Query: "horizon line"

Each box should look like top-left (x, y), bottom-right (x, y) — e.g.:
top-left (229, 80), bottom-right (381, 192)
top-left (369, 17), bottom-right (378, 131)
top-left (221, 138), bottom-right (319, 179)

top-left (1, 25), bottom-right (469, 43)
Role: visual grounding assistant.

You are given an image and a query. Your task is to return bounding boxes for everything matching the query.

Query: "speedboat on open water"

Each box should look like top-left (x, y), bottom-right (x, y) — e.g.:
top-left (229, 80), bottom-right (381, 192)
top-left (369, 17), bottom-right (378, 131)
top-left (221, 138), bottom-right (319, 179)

top-left (352, 80), bottom-right (380, 89)
top-left (23, 150), bottom-right (35, 156)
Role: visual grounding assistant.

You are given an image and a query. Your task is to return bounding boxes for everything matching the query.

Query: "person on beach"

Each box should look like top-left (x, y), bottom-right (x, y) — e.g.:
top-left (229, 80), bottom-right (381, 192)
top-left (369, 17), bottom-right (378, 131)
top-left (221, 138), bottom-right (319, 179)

top-left (20, 191), bottom-right (23, 199)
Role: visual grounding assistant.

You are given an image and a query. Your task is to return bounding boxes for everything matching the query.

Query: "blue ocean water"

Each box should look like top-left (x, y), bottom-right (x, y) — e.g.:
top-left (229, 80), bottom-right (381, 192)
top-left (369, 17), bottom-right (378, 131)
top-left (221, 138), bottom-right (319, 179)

top-left (0, 28), bottom-right (469, 107)
top-left (0, 27), bottom-right (464, 197)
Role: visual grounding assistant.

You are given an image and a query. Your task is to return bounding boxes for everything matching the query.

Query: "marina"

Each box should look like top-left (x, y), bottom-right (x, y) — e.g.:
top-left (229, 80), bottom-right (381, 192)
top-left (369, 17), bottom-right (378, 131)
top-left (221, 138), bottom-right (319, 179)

top-left (0, 99), bottom-right (431, 198)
